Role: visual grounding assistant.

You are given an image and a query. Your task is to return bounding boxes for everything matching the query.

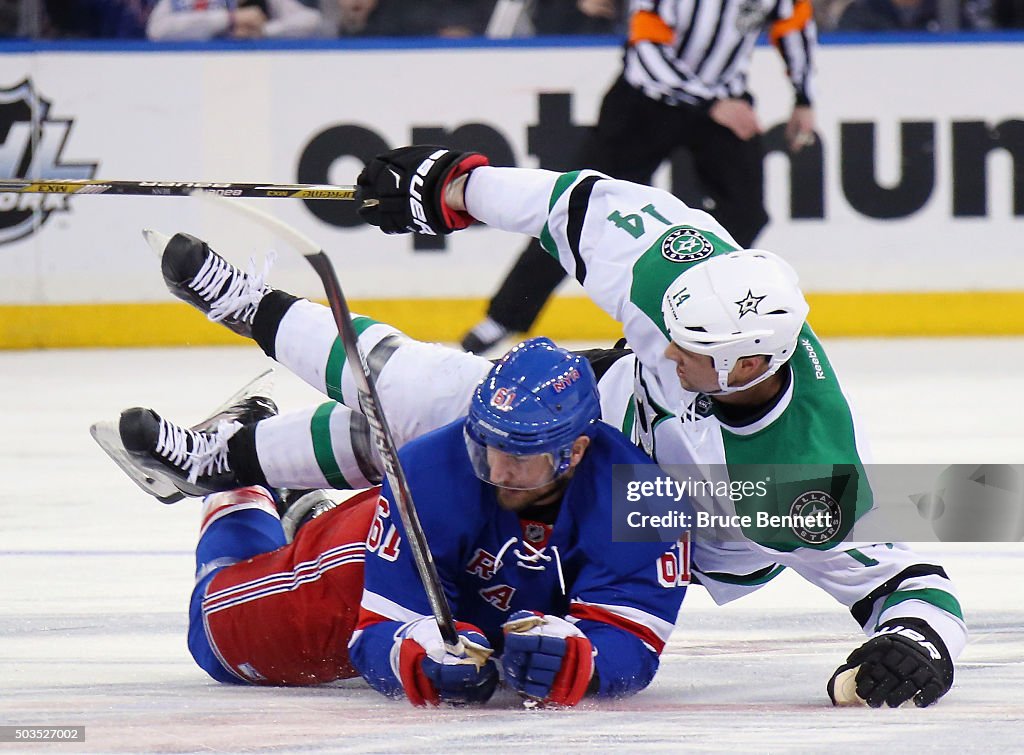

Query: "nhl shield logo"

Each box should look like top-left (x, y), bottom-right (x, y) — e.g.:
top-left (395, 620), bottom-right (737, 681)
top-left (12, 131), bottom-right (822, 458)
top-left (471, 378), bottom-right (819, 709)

top-left (693, 394), bottom-right (714, 418)
top-left (661, 228), bottom-right (714, 263)
top-left (0, 79), bottom-right (98, 245)
top-left (523, 522), bottom-right (547, 544)
top-left (789, 490), bottom-right (842, 545)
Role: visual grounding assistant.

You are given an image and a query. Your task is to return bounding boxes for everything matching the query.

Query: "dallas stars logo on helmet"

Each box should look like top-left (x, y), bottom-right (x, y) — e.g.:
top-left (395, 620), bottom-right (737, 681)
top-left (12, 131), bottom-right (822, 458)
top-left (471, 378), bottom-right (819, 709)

top-left (734, 289), bottom-right (767, 318)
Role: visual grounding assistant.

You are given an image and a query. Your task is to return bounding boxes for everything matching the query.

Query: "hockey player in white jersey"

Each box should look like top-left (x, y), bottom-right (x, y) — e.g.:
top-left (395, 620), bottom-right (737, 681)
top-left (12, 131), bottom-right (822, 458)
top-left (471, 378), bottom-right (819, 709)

top-left (117, 145), bottom-right (964, 710)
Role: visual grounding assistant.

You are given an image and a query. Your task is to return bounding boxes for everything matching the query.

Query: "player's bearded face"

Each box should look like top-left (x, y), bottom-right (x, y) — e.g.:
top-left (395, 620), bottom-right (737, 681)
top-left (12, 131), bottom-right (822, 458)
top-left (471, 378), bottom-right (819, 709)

top-left (487, 449), bottom-right (558, 492)
top-left (485, 437), bottom-right (590, 511)
top-left (494, 474), bottom-right (570, 511)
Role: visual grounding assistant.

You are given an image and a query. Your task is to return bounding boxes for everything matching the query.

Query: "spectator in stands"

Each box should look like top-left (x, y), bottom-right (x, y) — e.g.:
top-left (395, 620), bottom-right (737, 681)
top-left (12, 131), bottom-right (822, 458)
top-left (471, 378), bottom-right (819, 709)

top-left (836, 0), bottom-right (992, 30)
top-left (336, 0), bottom-right (491, 37)
top-left (992, 0), bottom-right (1024, 25)
top-left (43, 0), bottom-right (156, 38)
top-left (0, 0), bottom-right (20, 36)
top-left (532, 0), bottom-right (622, 35)
top-left (147, 0), bottom-right (322, 41)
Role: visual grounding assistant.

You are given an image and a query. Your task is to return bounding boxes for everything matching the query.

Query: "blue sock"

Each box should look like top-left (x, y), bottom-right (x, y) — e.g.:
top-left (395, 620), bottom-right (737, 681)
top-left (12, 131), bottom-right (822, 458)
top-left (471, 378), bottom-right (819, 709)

top-left (188, 506), bottom-right (286, 683)
top-left (195, 507), bottom-right (286, 578)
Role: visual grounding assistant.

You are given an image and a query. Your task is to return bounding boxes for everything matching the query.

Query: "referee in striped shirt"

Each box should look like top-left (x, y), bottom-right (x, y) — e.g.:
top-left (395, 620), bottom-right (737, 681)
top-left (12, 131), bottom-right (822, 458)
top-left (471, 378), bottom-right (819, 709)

top-left (461, 0), bottom-right (818, 354)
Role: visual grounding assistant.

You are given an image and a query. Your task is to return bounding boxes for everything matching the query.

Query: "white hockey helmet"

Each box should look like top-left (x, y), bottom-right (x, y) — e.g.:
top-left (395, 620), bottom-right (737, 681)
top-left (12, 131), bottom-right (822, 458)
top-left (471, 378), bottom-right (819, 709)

top-left (661, 250), bottom-right (810, 394)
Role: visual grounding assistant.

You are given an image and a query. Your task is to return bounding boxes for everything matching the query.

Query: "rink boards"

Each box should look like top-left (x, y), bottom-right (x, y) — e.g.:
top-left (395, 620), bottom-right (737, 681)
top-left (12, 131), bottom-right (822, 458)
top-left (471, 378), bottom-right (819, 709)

top-left (0, 37), bottom-right (1022, 346)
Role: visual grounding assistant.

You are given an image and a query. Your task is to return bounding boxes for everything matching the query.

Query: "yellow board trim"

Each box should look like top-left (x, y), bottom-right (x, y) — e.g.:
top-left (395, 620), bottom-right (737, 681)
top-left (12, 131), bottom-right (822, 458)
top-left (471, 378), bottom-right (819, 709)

top-left (2, 291), bottom-right (1024, 350)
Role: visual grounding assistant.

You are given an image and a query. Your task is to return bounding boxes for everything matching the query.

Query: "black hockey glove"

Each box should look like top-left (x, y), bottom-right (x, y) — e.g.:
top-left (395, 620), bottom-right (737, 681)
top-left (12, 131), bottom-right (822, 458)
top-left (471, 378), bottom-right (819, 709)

top-left (827, 618), bottom-right (953, 708)
top-left (356, 145), bottom-right (489, 235)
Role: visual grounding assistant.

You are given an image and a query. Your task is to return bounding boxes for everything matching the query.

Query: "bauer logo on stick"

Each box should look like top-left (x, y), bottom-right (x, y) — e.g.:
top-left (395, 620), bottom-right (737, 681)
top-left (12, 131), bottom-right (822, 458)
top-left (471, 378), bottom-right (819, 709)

top-left (0, 79), bottom-right (97, 246)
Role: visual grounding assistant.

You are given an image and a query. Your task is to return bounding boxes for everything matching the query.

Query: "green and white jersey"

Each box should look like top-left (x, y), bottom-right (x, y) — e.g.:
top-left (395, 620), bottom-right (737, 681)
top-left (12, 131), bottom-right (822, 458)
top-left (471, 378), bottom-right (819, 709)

top-left (467, 166), bottom-right (872, 506)
top-left (465, 166), bottom-right (967, 657)
top-left (605, 324), bottom-right (875, 551)
top-left (468, 165), bottom-right (739, 416)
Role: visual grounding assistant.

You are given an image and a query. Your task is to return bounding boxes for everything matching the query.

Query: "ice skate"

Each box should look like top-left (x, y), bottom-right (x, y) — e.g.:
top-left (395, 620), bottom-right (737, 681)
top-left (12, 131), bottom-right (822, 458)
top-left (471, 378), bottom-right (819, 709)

top-left (118, 407), bottom-right (244, 497)
top-left (144, 229), bottom-right (274, 338)
top-left (92, 370), bottom-right (278, 503)
top-left (278, 489), bottom-right (343, 542)
top-left (459, 316), bottom-right (510, 355)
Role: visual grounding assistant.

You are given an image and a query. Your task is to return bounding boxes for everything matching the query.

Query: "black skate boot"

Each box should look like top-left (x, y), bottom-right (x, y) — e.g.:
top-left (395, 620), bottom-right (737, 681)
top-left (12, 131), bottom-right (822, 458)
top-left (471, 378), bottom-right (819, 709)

top-left (97, 370), bottom-right (279, 502)
top-left (145, 229), bottom-right (273, 338)
top-left (119, 408), bottom-right (244, 497)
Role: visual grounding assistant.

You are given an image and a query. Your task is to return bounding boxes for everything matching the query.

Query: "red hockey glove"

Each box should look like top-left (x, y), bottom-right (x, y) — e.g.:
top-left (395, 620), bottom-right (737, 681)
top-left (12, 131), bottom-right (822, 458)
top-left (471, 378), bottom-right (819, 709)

top-left (393, 618), bottom-right (498, 706)
top-left (356, 145), bottom-right (489, 235)
top-left (502, 610), bottom-right (595, 707)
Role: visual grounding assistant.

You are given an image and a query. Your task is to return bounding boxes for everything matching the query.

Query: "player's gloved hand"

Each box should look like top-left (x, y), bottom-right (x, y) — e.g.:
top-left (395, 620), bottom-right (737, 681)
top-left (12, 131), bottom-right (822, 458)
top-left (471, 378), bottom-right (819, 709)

top-left (501, 610), bottom-right (595, 707)
top-left (356, 145), bottom-right (489, 235)
top-left (827, 619), bottom-right (953, 708)
top-left (392, 617), bottom-right (498, 706)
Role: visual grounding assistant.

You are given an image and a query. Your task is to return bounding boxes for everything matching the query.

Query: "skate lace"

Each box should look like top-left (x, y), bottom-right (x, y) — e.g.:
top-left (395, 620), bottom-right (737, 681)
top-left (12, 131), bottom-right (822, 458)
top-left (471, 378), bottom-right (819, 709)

top-left (156, 418), bottom-right (242, 485)
top-left (191, 251), bottom-right (276, 325)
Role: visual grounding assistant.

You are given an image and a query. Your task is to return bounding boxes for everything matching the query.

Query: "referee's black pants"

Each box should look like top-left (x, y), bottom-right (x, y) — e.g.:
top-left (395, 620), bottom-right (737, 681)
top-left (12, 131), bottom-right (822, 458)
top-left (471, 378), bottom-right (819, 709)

top-left (487, 76), bottom-right (769, 333)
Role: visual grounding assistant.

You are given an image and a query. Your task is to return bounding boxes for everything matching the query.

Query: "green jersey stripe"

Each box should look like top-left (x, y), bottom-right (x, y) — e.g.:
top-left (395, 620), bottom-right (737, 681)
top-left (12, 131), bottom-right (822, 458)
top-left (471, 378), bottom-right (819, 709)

top-left (550, 170), bottom-right (580, 210)
top-left (846, 548), bottom-right (881, 567)
top-left (878, 588), bottom-right (965, 624)
top-left (310, 402), bottom-right (351, 489)
top-left (324, 316), bottom-right (381, 403)
top-left (539, 171), bottom-right (582, 260)
top-left (621, 395), bottom-right (636, 436)
top-left (850, 564), bottom-right (949, 627)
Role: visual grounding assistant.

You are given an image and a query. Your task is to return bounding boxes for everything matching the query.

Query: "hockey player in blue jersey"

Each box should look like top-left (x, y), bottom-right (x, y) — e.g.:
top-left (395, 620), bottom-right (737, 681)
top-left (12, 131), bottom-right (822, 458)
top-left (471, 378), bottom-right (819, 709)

top-left (114, 334), bottom-right (689, 706)
top-left (348, 337), bottom-right (688, 706)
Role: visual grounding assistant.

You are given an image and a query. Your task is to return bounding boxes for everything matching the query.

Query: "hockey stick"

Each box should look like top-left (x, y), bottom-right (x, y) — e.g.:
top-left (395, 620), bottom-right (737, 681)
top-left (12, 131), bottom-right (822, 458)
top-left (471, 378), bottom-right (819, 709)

top-left (193, 191), bottom-right (466, 653)
top-left (0, 179), bottom-right (356, 201)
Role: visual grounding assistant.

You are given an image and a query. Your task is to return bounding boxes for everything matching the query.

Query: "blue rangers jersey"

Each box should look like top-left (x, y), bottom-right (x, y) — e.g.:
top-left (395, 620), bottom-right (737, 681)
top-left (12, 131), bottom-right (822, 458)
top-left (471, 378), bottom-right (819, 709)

top-left (348, 419), bottom-right (689, 700)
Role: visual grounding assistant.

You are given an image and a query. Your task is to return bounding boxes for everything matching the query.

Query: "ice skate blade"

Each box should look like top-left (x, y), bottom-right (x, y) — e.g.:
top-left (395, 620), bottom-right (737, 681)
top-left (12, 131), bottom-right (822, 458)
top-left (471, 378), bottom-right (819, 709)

top-left (90, 420), bottom-right (186, 504)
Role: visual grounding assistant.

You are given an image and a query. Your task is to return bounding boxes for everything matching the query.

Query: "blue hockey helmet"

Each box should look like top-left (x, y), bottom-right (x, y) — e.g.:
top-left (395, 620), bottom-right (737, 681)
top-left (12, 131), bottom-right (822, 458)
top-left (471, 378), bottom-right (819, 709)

top-left (464, 337), bottom-right (601, 489)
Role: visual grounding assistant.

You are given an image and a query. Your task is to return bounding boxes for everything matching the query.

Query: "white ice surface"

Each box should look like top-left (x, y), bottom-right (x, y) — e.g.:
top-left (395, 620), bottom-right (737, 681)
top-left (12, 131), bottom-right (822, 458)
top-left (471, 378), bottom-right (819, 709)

top-left (1, 339), bottom-right (1022, 753)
